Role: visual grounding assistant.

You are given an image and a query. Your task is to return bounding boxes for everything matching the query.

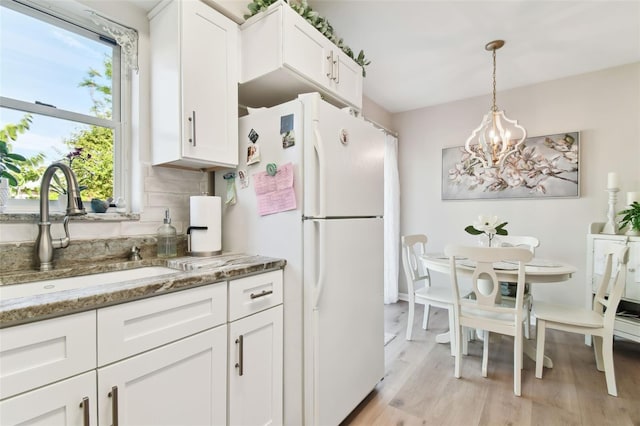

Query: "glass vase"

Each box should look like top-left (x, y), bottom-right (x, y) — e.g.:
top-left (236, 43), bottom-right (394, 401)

top-left (478, 234), bottom-right (500, 247)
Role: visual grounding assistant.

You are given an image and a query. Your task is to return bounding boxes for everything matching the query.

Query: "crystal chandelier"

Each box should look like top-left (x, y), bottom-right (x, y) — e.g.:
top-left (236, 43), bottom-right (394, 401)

top-left (465, 40), bottom-right (527, 169)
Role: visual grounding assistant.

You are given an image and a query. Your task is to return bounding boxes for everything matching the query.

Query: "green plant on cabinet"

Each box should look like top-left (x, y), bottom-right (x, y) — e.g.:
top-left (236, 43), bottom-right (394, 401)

top-left (618, 201), bottom-right (640, 232)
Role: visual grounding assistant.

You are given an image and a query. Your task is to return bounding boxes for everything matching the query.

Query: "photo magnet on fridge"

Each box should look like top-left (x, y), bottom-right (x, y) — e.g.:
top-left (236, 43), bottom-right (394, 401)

top-left (247, 144), bottom-right (260, 165)
top-left (238, 169), bottom-right (249, 189)
top-left (280, 114), bottom-right (295, 148)
top-left (282, 131), bottom-right (295, 148)
top-left (248, 128), bottom-right (259, 143)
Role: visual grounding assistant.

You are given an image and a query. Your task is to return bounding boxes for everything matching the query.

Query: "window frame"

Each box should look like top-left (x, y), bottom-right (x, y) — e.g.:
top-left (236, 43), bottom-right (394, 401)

top-left (0, 0), bottom-right (130, 214)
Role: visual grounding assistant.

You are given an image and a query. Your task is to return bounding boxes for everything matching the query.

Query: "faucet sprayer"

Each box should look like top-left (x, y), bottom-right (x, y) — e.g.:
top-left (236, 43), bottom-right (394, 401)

top-left (34, 162), bottom-right (86, 271)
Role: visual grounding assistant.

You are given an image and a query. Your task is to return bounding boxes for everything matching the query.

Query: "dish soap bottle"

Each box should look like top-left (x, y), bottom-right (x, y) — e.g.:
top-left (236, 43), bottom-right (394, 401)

top-left (157, 209), bottom-right (177, 258)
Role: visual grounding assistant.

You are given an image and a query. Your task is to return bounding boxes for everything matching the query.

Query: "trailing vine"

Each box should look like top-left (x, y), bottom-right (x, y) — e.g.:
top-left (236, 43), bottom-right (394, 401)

top-left (244, 0), bottom-right (371, 77)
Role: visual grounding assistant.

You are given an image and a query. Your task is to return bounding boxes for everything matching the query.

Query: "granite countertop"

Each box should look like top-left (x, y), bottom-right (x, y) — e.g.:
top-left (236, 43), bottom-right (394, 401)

top-left (0, 253), bottom-right (286, 328)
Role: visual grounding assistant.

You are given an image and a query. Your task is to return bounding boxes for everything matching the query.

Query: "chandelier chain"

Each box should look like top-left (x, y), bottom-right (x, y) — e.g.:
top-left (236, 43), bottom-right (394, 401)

top-left (491, 48), bottom-right (498, 112)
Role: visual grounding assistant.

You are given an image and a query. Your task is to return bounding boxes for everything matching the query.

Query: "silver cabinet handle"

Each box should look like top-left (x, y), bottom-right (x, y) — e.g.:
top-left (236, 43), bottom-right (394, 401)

top-left (326, 51), bottom-right (334, 79)
top-left (235, 335), bottom-right (244, 376)
top-left (79, 397), bottom-right (90, 426)
top-left (333, 55), bottom-right (339, 83)
top-left (188, 111), bottom-right (196, 146)
top-left (108, 386), bottom-right (119, 426)
top-left (250, 289), bottom-right (273, 299)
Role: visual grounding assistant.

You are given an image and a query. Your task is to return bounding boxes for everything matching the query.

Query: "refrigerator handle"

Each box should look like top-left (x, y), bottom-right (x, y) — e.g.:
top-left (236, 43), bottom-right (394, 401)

top-left (312, 220), bottom-right (327, 311)
top-left (313, 122), bottom-right (327, 218)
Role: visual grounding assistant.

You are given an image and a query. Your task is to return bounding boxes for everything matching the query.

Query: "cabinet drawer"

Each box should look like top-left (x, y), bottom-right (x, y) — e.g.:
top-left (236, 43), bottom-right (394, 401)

top-left (0, 311), bottom-right (96, 399)
top-left (615, 317), bottom-right (640, 339)
top-left (97, 283), bottom-right (226, 366)
top-left (229, 270), bottom-right (283, 321)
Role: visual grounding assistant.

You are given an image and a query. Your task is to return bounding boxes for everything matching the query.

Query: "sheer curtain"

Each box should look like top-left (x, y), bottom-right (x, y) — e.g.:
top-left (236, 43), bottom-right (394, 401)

top-left (384, 133), bottom-right (400, 304)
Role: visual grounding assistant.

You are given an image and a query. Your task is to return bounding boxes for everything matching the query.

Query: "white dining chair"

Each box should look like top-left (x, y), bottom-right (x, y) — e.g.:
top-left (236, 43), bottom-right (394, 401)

top-left (497, 235), bottom-right (540, 339)
top-left (534, 243), bottom-right (629, 396)
top-left (444, 244), bottom-right (533, 396)
top-left (402, 234), bottom-right (457, 355)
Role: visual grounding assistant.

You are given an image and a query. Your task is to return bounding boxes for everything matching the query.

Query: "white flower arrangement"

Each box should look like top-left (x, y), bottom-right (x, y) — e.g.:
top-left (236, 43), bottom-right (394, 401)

top-left (465, 215), bottom-right (508, 247)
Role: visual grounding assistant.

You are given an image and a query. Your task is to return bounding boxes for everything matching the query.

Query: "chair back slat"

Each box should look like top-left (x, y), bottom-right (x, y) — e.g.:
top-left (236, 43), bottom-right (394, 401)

top-left (444, 245), bottom-right (533, 324)
top-left (471, 262), bottom-right (501, 306)
top-left (498, 235), bottom-right (540, 255)
top-left (593, 243), bottom-right (629, 328)
top-left (401, 235), bottom-right (430, 294)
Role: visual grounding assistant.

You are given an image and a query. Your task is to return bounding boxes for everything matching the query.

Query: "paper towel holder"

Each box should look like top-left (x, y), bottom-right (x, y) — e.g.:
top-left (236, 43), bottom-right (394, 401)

top-left (186, 226), bottom-right (222, 256)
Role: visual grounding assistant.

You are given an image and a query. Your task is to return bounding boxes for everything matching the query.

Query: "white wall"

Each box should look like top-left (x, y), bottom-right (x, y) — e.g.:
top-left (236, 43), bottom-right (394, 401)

top-left (362, 95), bottom-right (394, 132)
top-left (393, 63), bottom-right (640, 305)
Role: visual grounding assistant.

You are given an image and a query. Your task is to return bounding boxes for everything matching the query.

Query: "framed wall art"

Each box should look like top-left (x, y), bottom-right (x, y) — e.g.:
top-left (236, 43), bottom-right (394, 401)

top-left (442, 131), bottom-right (580, 200)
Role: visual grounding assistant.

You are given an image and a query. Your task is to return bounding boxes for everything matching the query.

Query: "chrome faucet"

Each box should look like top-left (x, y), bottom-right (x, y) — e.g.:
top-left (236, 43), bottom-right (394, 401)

top-left (35, 162), bottom-right (86, 271)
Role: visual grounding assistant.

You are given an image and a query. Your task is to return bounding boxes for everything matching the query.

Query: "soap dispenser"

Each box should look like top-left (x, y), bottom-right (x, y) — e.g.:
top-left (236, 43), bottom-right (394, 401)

top-left (157, 209), bottom-right (177, 258)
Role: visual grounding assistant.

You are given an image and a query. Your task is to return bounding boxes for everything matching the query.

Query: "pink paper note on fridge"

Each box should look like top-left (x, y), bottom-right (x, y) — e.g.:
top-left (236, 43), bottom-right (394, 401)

top-left (253, 162), bottom-right (296, 216)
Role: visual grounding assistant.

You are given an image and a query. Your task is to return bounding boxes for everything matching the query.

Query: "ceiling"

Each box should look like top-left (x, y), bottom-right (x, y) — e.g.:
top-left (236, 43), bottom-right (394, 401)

top-left (134, 0), bottom-right (640, 114)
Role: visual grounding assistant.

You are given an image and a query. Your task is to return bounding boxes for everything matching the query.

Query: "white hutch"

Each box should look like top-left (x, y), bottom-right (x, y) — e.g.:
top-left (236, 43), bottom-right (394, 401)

top-left (586, 223), bottom-right (640, 343)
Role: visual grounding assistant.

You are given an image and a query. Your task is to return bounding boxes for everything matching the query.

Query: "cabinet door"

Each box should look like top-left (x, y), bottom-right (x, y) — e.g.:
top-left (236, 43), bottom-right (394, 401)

top-left (0, 371), bottom-right (96, 426)
top-left (229, 305), bottom-right (283, 426)
top-left (331, 49), bottom-right (363, 110)
top-left (181, 0), bottom-right (238, 166)
top-left (625, 240), bottom-right (640, 300)
top-left (282, 5), bottom-right (332, 88)
top-left (98, 326), bottom-right (227, 426)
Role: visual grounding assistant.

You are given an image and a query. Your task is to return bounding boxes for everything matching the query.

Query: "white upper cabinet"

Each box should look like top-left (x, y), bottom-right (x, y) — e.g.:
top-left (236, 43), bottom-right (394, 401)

top-left (149, 0), bottom-right (239, 169)
top-left (240, 0), bottom-right (363, 110)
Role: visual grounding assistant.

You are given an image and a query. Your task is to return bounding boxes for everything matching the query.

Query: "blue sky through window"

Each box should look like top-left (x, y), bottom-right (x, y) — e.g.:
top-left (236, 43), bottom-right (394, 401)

top-left (0, 5), bottom-right (112, 163)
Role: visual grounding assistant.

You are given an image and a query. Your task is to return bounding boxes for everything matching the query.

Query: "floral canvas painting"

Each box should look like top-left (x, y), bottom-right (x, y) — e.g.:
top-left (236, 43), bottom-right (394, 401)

top-left (442, 132), bottom-right (580, 200)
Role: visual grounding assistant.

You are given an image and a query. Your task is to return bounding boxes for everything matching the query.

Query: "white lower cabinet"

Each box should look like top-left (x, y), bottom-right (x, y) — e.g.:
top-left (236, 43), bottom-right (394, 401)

top-left (228, 270), bottom-right (284, 426)
top-left (229, 305), bottom-right (283, 426)
top-left (98, 326), bottom-right (227, 426)
top-left (0, 311), bottom-right (97, 426)
top-left (587, 227), bottom-right (640, 343)
top-left (0, 371), bottom-right (96, 426)
top-left (0, 269), bottom-right (284, 426)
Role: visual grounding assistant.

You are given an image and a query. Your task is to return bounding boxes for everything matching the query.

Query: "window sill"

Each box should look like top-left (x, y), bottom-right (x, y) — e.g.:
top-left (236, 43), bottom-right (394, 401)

top-left (0, 212), bottom-right (140, 223)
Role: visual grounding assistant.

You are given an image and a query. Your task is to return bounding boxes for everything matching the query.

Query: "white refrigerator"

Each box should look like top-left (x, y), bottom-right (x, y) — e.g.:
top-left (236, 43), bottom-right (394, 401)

top-left (216, 93), bottom-right (385, 425)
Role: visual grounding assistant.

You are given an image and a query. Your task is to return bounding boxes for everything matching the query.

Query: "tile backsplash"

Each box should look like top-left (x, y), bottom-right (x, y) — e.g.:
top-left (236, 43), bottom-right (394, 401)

top-left (0, 163), bottom-right (212, 244)
top-left (0, 235), bottom-right (187, 274)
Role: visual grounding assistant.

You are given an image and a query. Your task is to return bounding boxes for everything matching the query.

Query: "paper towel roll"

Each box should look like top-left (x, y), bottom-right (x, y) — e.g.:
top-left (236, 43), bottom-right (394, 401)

top-left (189, 196), bottom-right (221, 255)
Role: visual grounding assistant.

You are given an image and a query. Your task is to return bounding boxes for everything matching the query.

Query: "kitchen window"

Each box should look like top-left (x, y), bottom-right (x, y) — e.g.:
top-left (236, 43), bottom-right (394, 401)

top-left (0, 0), bottom-right (131, 212)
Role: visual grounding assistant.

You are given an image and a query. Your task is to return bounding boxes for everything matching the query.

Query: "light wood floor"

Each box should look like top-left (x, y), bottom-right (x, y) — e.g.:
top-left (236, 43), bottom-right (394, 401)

top-left (342, 301), bottom-right (640, 426)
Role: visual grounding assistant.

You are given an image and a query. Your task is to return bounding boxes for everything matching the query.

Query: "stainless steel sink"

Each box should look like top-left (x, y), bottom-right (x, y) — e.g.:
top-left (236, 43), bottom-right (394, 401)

top-left (0, 266), bottom-right (178, 300)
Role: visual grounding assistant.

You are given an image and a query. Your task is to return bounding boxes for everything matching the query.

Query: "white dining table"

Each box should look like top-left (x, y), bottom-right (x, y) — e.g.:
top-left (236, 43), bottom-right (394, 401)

top-left (420, 253), bottom-right (577, 368)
